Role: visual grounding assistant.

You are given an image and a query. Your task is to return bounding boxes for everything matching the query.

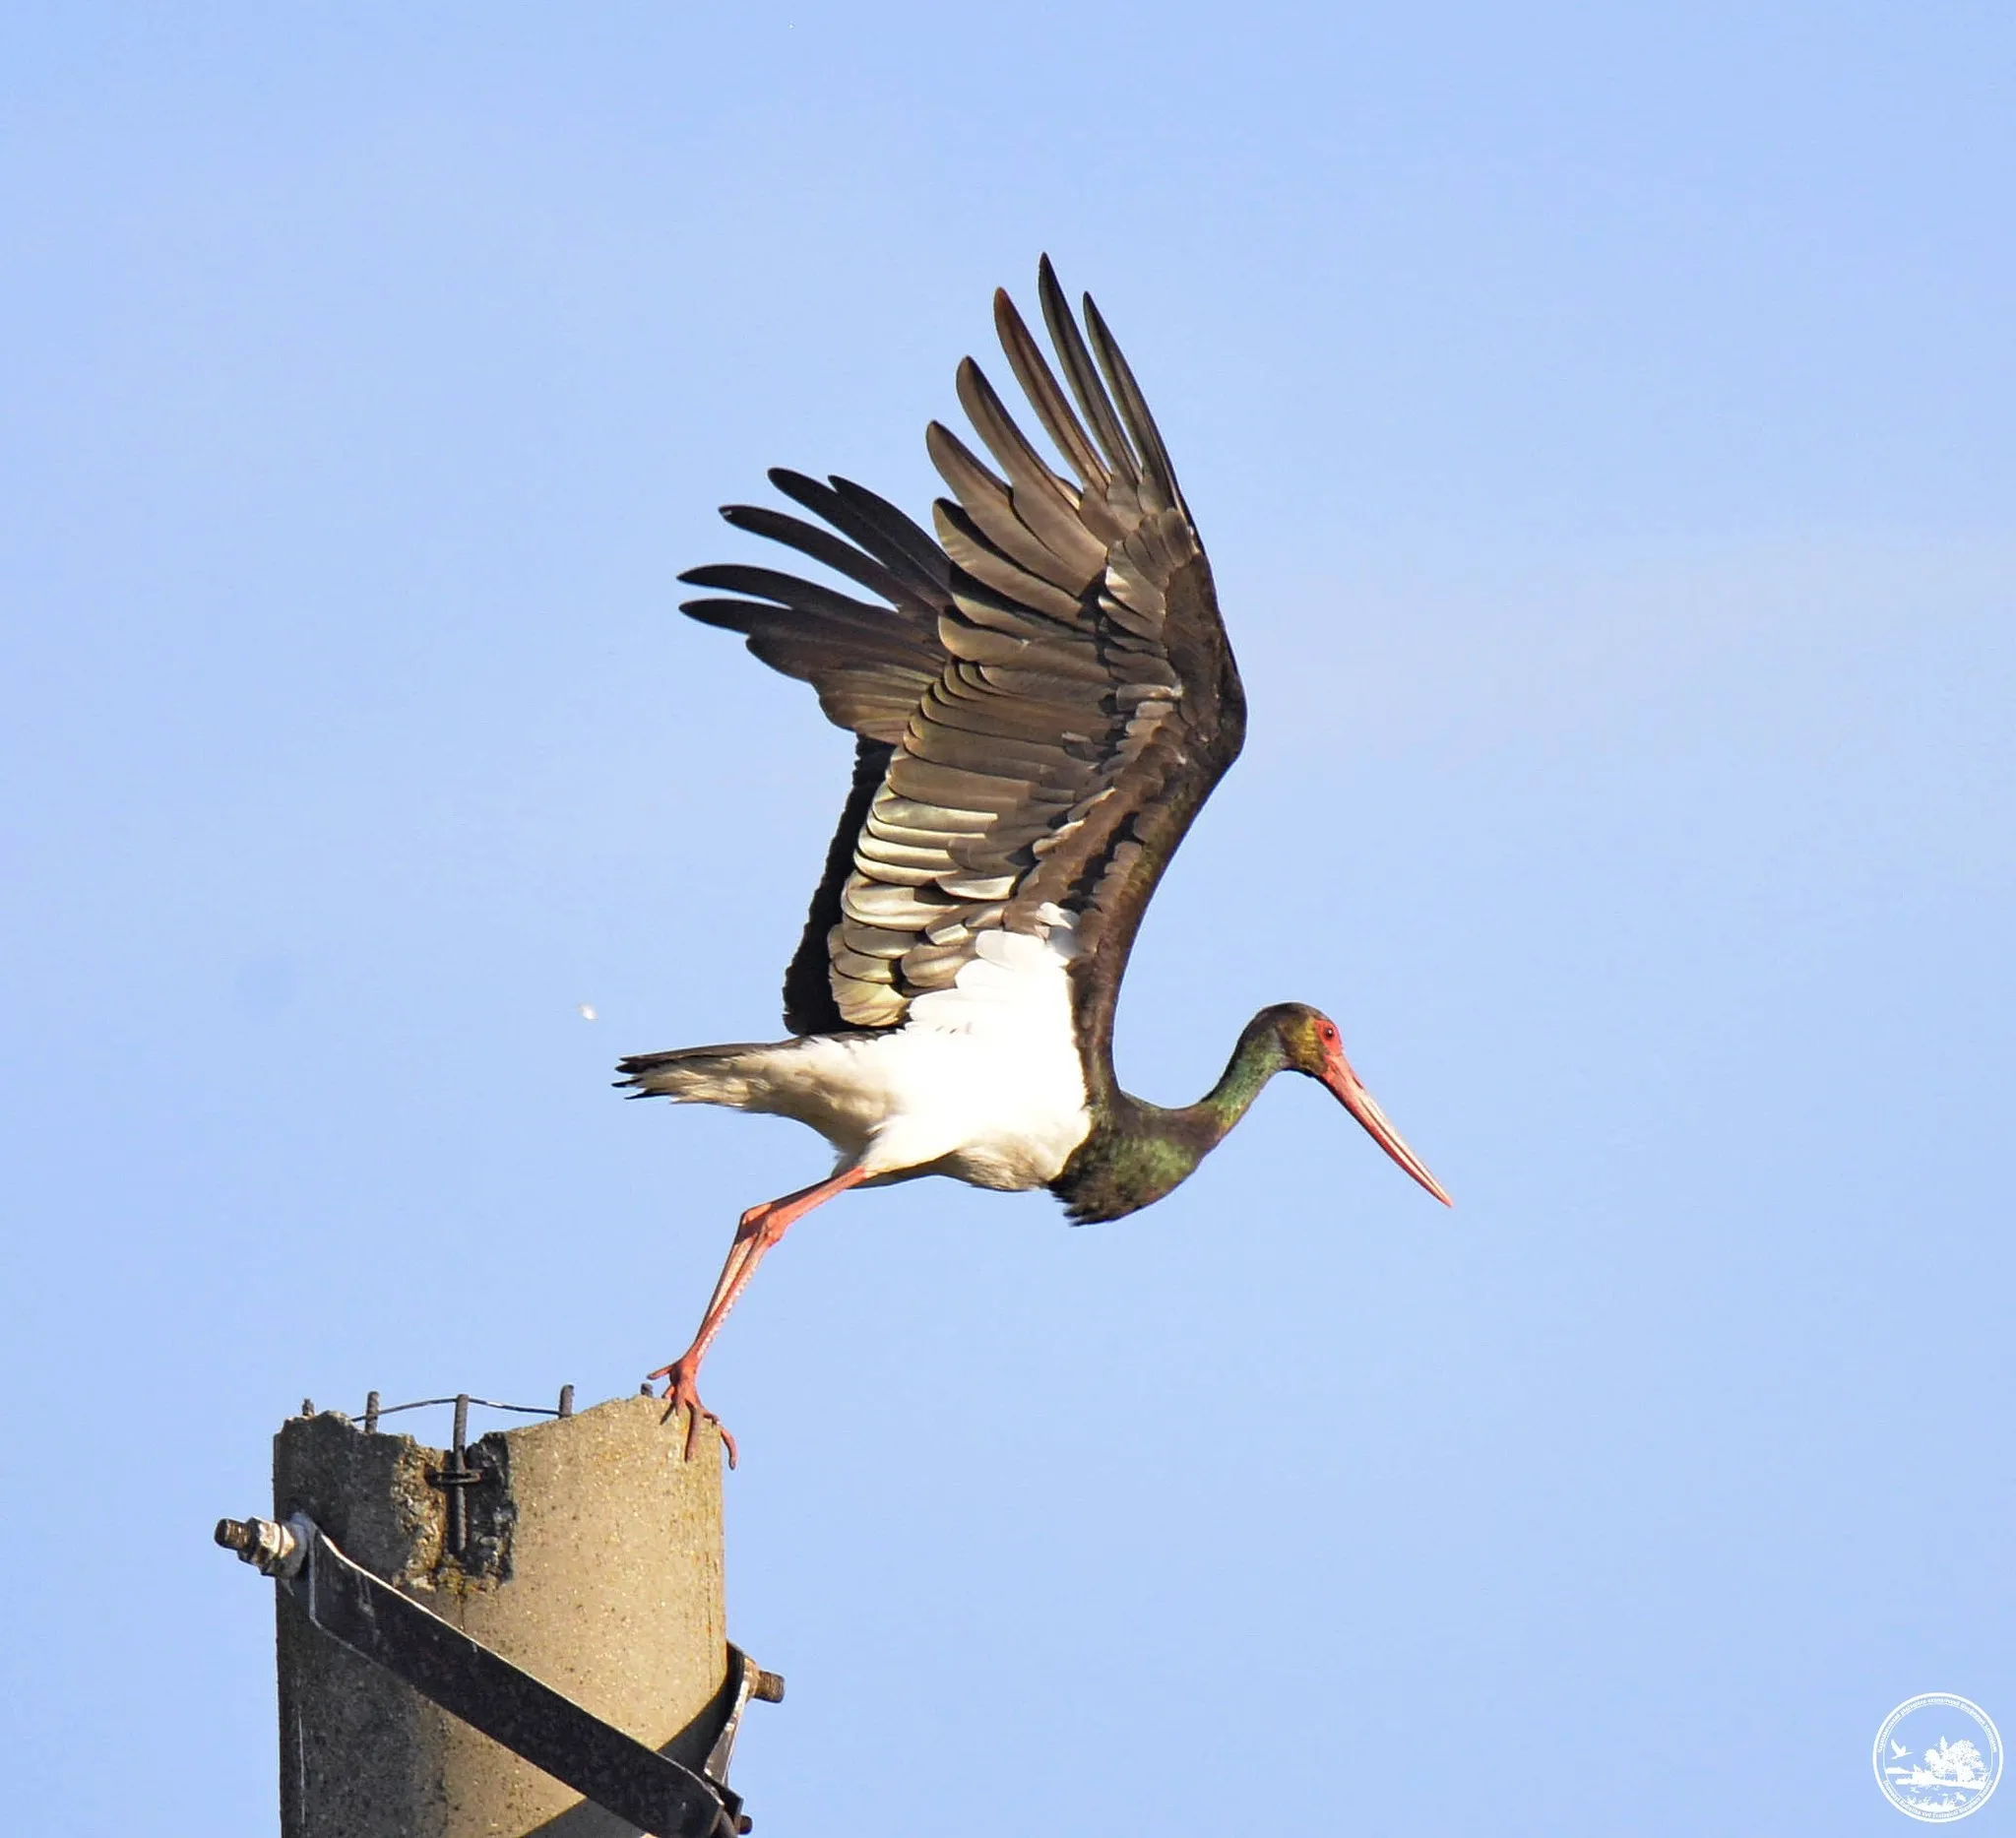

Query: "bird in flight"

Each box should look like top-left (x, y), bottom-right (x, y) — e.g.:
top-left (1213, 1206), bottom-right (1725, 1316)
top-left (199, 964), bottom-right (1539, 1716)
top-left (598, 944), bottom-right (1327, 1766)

top-left (621, 259), bottom-right (1450, 1461)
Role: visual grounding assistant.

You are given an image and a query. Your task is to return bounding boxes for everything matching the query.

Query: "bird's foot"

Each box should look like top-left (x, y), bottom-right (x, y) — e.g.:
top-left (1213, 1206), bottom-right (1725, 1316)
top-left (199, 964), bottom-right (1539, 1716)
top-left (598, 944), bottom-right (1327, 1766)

top-left (647, 1357), bottom-right (737, 1469)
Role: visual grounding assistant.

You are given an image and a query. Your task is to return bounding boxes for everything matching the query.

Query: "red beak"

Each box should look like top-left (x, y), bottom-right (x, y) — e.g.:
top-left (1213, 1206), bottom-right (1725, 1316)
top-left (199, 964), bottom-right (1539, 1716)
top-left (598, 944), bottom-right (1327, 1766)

top-left (1321, 1054), bottom-right (1452, 1206)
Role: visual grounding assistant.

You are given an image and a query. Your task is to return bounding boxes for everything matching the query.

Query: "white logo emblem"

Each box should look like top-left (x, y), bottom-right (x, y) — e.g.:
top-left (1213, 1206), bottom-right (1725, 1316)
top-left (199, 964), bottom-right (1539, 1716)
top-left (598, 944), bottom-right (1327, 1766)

top-left (1874, 1695), bottom-right (2002, 1821)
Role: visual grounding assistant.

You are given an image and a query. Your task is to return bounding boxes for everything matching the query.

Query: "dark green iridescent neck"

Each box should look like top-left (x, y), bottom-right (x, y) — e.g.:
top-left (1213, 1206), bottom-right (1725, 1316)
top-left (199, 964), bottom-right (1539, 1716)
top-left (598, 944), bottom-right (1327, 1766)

top-left (1051, 1015), bottom-right (1292, 1223)
top-left (1182, 1013), bottom-right (1292, 1140)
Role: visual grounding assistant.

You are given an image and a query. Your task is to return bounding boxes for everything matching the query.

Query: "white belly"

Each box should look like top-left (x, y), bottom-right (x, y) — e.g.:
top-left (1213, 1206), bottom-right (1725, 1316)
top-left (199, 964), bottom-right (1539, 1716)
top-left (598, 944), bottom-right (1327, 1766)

top-left (730, 917), bottom-right (1093, 1190)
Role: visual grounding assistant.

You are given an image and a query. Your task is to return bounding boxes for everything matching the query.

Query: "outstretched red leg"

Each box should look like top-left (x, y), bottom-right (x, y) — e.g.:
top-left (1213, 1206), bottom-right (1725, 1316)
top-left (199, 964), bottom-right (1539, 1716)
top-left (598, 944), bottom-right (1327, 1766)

top-left (650, 1165), bottom-right (868, 1465)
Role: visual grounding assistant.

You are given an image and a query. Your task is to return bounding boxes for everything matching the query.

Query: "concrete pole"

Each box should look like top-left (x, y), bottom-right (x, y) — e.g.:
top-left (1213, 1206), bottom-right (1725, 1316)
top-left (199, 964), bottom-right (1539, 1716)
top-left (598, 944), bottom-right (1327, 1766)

top-left (273, 1391), bottom-right (728, 1838)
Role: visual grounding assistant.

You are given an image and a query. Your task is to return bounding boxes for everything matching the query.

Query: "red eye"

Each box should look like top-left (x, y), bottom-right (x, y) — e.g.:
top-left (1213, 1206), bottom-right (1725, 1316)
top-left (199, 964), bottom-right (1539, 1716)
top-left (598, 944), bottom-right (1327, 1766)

top-left (1321, 1023), bottom-right (1337, 1042)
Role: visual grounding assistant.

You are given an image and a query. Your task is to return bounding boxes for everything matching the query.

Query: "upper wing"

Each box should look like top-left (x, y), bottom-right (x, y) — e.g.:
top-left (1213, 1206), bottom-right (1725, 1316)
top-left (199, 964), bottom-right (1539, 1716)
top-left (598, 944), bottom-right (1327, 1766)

top-left (679, 258), bottom-right (1246, 1081)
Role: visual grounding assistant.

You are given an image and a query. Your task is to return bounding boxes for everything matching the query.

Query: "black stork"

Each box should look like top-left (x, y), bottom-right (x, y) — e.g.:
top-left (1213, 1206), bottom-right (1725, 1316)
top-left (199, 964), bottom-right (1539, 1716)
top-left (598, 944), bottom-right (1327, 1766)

top-left (620, 259), bottom-right (1450, 1461)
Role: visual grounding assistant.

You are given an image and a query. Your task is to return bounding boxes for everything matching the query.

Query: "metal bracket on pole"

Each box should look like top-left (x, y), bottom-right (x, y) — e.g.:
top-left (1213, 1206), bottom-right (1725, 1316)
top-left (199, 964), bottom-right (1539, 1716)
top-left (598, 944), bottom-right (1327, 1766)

top-left (219, 1514), bottom-right (781, 1838)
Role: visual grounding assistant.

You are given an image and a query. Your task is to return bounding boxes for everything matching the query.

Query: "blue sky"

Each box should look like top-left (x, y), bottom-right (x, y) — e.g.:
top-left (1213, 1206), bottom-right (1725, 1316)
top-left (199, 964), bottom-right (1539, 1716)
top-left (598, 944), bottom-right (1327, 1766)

top-left (3, 5), bottom-right (2012, 1832)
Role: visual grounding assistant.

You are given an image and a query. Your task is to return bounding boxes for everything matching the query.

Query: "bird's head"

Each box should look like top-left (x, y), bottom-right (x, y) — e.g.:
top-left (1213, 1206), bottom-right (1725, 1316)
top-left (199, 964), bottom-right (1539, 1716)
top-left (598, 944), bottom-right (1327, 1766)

top-left (1264, 1002), bottom-right (1452, 1206)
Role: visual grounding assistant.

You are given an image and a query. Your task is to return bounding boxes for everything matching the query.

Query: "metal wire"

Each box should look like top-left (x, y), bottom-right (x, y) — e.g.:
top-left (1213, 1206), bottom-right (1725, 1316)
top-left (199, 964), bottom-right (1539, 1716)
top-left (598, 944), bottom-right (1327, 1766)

top-left (359, 1388), bottom-right (575, 1435)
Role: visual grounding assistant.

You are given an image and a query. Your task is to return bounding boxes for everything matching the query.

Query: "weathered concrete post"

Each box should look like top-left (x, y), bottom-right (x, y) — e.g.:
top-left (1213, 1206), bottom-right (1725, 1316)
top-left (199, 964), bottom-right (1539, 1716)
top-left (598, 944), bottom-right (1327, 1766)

top-left (271, 1391), bottom-right (730, 1837)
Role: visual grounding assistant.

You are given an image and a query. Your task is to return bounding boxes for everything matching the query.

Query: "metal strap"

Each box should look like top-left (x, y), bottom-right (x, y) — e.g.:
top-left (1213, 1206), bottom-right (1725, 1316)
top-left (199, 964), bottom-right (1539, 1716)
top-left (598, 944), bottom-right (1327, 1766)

top-left (287, 1520), bottom-right (733, 1838)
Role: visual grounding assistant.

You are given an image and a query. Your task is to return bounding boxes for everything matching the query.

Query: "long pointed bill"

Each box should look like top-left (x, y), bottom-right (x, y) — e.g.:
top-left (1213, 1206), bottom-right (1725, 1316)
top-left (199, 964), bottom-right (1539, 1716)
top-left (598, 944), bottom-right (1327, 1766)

top-left (1322, 1060), bottom-right (1453, 1206)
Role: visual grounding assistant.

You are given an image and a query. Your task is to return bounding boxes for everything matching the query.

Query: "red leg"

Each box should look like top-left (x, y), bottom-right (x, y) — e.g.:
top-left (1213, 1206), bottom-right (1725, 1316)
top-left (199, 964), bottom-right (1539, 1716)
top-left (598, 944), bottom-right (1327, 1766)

top-left (650, 1165), bottom-right (868, 1466)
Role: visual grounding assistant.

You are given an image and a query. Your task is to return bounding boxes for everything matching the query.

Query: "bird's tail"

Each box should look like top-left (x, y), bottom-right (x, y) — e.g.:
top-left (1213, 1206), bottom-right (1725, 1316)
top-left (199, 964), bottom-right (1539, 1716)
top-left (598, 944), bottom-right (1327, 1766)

top-left (614, 1042), bottom-right (785, 1107)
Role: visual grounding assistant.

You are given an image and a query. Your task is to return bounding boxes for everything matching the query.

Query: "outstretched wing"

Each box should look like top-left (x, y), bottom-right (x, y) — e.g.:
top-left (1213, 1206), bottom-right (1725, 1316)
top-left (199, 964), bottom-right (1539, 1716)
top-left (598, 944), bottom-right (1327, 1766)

top-left (680, 258), bottom-right (1246, 1091)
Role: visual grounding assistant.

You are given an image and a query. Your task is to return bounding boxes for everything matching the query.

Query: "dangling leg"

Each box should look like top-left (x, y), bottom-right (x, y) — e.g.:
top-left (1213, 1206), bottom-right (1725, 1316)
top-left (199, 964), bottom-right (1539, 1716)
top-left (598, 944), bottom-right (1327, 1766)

top-left (650, 1165), bottom-right (868, 1465)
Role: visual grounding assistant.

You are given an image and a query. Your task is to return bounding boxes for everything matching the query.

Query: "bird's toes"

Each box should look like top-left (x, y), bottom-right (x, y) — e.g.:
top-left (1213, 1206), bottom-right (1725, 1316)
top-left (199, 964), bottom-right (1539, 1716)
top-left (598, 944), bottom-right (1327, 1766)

top-left (650, 1363), bottom-right (736, 1468)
